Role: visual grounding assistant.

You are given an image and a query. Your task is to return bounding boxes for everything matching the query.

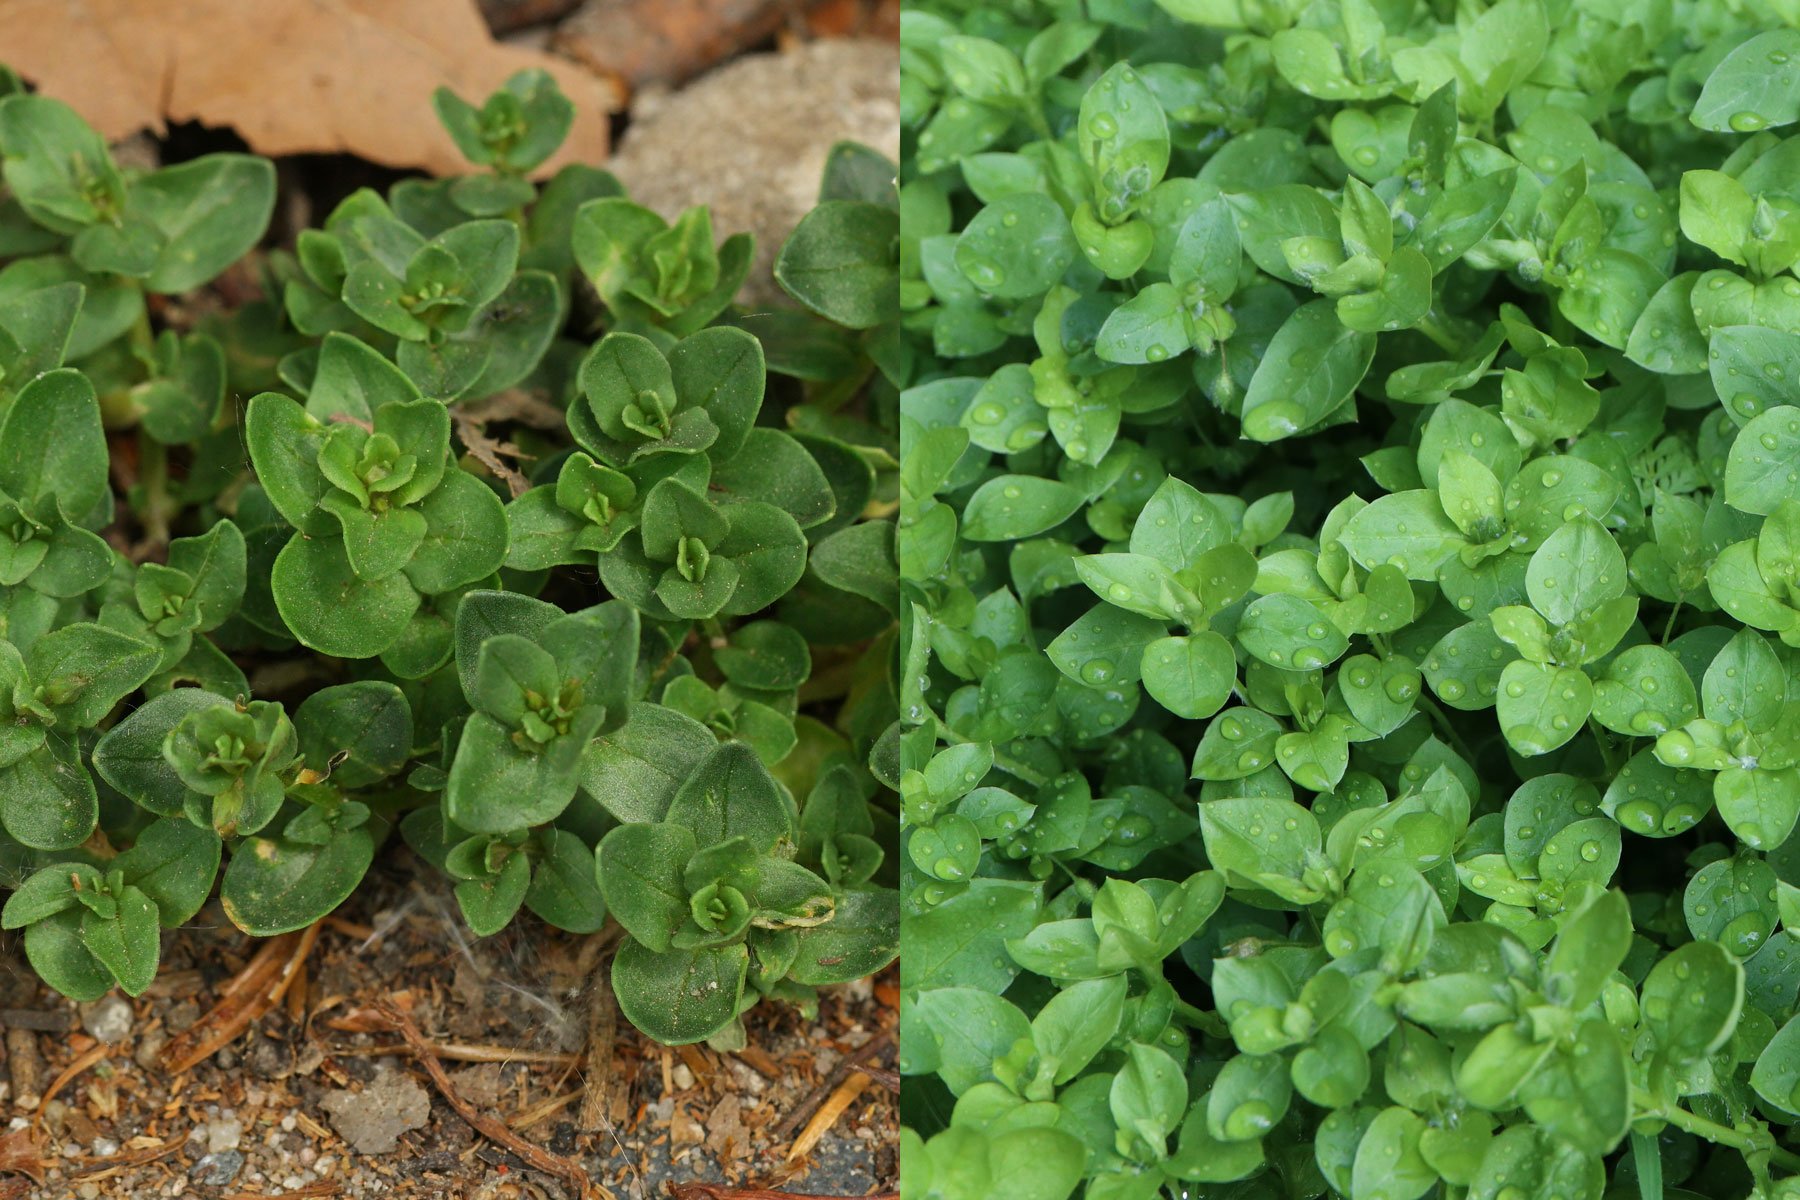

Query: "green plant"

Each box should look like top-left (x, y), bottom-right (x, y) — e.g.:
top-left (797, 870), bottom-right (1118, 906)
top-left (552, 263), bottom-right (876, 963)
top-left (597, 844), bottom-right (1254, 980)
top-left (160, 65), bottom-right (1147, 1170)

top-left (0, 66), bottom-right (898, 1049)
top-left (899, 2), bottom-right (1800, 1198)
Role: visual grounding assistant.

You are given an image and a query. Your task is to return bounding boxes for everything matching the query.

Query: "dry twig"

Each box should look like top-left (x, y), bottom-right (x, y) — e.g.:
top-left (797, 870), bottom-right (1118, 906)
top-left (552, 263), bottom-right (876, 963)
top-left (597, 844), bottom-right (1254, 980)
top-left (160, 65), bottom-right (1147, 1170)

top-left (35, 1042), bottom-right (108, 1116)
top-left (579, 941), bottom-right (622, 1131)
top-left (69, 1131), bottom-right (190, 1178)
top-left (771, 1028), bottom-right (893, 1140)
top-left (158, 921), bottom-right (319, 1073)
top-left (4, 1029), bottom-right (41, 1112)
top-left (370, 999), bottom-right (610, 1200)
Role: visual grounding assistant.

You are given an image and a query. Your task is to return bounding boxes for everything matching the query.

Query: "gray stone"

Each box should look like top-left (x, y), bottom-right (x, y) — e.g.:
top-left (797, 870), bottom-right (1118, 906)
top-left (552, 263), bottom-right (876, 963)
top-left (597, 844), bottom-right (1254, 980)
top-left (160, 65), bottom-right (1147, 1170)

top-left (606, 38), bottom-right (899, 306)
top-left (78, 994), bottom-right (133, 1045)
top-left (189, 1149), bottom-right (245, 1187)
top-left (318, 1066), bottom-right (432, 1154)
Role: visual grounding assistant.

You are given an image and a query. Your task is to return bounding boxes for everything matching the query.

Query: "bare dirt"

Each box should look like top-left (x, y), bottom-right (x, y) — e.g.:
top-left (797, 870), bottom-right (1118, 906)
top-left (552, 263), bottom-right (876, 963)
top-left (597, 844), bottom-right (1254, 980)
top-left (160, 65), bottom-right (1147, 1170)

top-left (0, 853), bottom-right (897, 1199)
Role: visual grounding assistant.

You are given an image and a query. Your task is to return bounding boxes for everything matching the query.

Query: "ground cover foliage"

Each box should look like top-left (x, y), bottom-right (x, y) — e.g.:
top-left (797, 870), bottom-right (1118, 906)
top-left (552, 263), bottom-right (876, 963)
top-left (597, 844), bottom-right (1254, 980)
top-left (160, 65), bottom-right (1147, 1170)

top-left (896, 1), bottom-right (1800, 1198)
top-left (0, 65), bottom-right (900, 1049)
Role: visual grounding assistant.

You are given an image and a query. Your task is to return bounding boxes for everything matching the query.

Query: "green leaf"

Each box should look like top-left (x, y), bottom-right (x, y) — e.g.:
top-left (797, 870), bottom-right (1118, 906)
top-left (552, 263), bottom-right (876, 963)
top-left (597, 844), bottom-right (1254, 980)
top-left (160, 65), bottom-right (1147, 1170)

top-left (666, 743), bottom-right (793, 851)
top-left (1141, 632), bottom-right (1237, 719)
top-left (1497, 661), bottom-right (1593, 756)
top-left (0, 368), bottom-right (109, 518)
top-left (1339, 491), bottom-right (1464, 581)
top-left (1752, 1011), bottom-right (1800, 1114)
top-left (1692, 30), bottom-right (1800, 133)
top-left (1725, 405), bottom-right (1800, 515)
top-left (220, 825), bottom-right (375, 936)
top-left (1591, 646), bottom-right (1699, 738)
top-left (132, 154), bottom-right (276, 292)
top-left (1641, 940), bottom-right (1743, 1061)
top-left (598, 822), bottom-right (695, 952)
top-left (80, 884), bottom-right (160, 995)
top-left (1240, 301), bottom-right (1376, 442)
top-left (28, 622), bottom-right (160, 728)
top-left (775, 200), bottom-right (898, 328)
top-left (294, 681), bottom-right (413, 789)
top-left (273, 534), bottom-right (419, 658)
top-left (1111, 1042), bottom-right (1186, 1153)
top-left (612, 938), bottom-right (747, 1045)
top-left (114, 818), bottom-right (223, 928)
top-left (1198, 796), bottom-right (1326, 905)
top-left (1237, 593), bottom-right (1349, 671)
top-left (954, 194), bottom-right (1077, 299)
top-left (789, 888), bottom-right (898, 984)
top-left (1526, 517), bottom-right (1626, 627)
top-left (962, 476), bottom-right (1084, 541)
top-left (1352, 1107), bottom-right (1436, 1200)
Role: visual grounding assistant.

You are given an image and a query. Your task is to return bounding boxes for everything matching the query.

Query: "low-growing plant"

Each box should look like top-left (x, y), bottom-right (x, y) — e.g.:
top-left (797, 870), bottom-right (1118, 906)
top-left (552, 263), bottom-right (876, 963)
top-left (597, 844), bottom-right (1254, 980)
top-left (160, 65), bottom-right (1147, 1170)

top-left (0, 65), bottom-right (899, 1048)
top-left (899, 2), bottom-right (1800, 1198)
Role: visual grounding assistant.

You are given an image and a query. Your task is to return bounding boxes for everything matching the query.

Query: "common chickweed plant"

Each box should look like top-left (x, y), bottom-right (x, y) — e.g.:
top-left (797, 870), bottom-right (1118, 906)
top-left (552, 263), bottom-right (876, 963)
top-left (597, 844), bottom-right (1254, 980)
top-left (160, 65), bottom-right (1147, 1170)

top-left (898, 2), bottom-right (1800, 1198)
top-left (0, 65), bottom-right (900, 1048)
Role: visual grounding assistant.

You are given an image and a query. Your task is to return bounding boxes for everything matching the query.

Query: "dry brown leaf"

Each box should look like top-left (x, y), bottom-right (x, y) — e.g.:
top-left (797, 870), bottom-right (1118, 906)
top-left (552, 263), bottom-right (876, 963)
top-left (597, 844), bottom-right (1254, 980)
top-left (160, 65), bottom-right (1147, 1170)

top-left (0, 1125), bottom-right (46, 1183)
top-left (0, 0), bottom-right (622, 176)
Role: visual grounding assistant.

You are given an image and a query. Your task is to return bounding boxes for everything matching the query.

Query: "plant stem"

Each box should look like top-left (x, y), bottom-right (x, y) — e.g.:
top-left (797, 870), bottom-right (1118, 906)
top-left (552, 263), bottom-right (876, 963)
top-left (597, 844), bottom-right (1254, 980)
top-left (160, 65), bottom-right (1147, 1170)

top-left (1633, 1089), bottom-right (1800, 1172)
top-left (1418, 694), bottom-right (1478, 766)
top-left (1588, 717), bottom-right (1622, 776)
top-left (137, 432), bottom-right (175, 549)
top-left (1415, 311), bottom-right (1463, 356)
top-left (1661, 600), bottom-right (1684, 645)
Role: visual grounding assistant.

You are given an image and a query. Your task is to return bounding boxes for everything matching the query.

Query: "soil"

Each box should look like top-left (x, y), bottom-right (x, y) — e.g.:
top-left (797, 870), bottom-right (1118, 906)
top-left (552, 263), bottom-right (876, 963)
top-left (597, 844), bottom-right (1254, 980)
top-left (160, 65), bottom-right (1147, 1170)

top-left (0, 851), bottom-right (897, 1199)
top-left (0, 7), bottom-right (901, 1198)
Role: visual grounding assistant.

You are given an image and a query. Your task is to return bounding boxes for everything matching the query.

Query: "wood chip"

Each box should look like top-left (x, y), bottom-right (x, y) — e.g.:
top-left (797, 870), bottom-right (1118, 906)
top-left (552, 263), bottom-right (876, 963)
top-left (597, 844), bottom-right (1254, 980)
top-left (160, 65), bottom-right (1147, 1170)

top-left (4, 1030), bottom-right (41, 1113)
top-left (784, 1071), bottom-right (870, 1163)
top-left (0, 1011), bottom-right (69, 1034)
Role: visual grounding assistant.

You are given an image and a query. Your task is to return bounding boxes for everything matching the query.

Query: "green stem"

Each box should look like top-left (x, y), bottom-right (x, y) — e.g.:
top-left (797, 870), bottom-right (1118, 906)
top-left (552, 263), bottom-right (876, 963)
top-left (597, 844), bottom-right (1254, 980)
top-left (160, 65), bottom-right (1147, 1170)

top-left (137, 432), bottom-right (174, 549)
top-left (1415, 311), bottom-right (1462, 356)
top-left (1418, 694), bottom-right (1478, 766)
top-left (1661, 600), bottom-right (1684, 646)
top-left (1633, 1089), bottom-right (1800, 1173)
top-left (1588, 717), bottom-right (1623, 776)
top-left (1631, 1130), bottom-right (1663, 1200)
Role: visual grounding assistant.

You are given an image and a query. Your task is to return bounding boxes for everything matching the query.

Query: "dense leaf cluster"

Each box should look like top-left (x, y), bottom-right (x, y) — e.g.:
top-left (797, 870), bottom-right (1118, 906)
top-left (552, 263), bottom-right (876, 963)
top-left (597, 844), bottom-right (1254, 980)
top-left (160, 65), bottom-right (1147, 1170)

top-left (897, 1), bottom-right (1800, 1197)
top-left (0, 65), bottom-right (899, 1047)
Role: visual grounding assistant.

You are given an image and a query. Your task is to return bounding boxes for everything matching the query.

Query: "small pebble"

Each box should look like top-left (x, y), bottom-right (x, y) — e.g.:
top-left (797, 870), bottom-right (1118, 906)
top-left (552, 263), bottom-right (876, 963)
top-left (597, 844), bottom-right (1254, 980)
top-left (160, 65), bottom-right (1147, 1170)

top-left (671, 1063), bottom-right (695, 1090)
top-left (79, 994), bottom-right (134, 1045)
top-left (135, 1029), bottom-right (168, 1071)
top-left (189, 1149), bottom-right (244, 1187)
top-left (206, 1115), bottom-right (243, 1152)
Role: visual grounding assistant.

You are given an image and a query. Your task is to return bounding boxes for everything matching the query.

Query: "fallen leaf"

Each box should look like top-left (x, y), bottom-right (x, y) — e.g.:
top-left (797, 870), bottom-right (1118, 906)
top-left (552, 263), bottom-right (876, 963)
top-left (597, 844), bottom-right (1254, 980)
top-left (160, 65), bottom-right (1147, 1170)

top-left (0, 1126), bottom-right (47, 1183)
top-left (0, 0), bottom-right (622, 176)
